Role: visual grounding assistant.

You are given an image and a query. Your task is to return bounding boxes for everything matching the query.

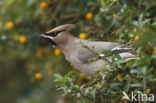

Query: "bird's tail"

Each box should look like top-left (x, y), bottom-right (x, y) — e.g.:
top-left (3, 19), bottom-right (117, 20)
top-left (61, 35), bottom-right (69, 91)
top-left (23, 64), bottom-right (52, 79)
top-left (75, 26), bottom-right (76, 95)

top-left (125, 57), bottom-right (140, 61)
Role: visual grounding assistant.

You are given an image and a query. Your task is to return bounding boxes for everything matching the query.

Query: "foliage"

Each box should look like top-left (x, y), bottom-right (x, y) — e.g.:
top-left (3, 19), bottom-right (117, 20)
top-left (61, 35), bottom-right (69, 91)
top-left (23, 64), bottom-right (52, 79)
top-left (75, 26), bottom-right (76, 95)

top-left (0, 0), bottom-right (156, 103)
top-left (54, 0), bottom-right (156, 103)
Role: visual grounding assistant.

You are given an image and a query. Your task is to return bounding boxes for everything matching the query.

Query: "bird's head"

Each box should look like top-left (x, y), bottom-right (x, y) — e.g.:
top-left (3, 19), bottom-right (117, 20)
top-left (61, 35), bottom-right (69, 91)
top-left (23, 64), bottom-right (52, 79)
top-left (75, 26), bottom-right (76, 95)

top-left (40, 24), bottom-right (75, 45)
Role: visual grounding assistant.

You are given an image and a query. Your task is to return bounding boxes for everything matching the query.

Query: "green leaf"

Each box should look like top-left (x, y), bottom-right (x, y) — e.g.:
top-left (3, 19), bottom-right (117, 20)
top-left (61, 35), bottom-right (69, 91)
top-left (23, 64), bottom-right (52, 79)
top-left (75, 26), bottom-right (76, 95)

top-left (131, 83), bottom-right (142, 87)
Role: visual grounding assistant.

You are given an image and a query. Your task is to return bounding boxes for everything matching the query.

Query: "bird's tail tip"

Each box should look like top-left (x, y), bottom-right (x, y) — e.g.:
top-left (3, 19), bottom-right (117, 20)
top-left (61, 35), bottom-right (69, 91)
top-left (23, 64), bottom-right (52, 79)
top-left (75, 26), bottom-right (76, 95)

top-left (125, 57), bottom-right (140, 61)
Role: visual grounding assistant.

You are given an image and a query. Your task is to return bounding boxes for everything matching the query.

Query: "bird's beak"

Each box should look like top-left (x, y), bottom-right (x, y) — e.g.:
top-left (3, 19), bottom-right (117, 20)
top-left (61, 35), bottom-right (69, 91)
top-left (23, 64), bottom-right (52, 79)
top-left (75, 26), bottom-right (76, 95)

top-left (40, 34), bottom-right (47, 38)
top-left (40, 34), bottom-right (53, 39)
top-left (40, 34), bottom-right (57, 45)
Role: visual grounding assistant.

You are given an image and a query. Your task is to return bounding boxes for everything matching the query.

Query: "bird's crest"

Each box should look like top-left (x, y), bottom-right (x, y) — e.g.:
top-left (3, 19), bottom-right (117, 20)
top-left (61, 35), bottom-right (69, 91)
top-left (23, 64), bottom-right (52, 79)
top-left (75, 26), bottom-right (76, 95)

top-left (46, 24), bottom-right (75, 34)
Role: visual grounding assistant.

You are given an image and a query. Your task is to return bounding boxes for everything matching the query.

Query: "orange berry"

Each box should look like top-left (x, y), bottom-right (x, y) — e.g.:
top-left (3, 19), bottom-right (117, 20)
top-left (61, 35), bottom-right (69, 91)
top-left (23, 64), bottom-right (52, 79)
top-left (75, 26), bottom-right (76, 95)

top-left (85, 12), bottom-right (93, 20)
top-left (54, 48), bottom-right (61, 56)
top-left (146, 89), bottom-right (151, 94)
top-left (112, 14), bottom-right (117, 18)
top-left (79, 33), bottom-right (87, 39)
top-left (19, 36), bottom-right (27, 44)
top-left (36, 49), bottom-right (42, 58)
top-left (134, 35), bottom-right (140, 41)
top-left (117, 74), bottom-right (123, 82)
top-left (35, 73), bottom-right (42, 80)
top-left (153, 47), bottom-right (156, 54)
top-left (6, 21), bottom-right (14, 29)
top-left (40, 1), bottom-right (47, 8)
top-left (129, 34), bottom-right (134, 38)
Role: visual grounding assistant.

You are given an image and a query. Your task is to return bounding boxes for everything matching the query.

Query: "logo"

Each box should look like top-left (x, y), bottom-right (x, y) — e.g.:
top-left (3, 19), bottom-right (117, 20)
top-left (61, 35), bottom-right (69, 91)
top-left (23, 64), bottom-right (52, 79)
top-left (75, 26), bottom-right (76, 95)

top-left (122, 91), bottom-right (155, 102)
top-left (122, 91), bottom-right (130, 101)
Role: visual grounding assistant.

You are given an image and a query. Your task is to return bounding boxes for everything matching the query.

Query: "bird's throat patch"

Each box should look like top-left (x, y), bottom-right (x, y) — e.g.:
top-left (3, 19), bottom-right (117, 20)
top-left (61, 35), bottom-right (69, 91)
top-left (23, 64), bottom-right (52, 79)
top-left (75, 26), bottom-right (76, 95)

top-left (45, 38), bottom-right (56, 45)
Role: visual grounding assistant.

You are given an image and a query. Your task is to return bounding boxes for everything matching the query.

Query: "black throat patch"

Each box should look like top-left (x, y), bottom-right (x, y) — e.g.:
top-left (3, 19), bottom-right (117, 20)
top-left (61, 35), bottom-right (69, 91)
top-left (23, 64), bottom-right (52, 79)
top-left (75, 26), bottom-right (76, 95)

top-left (45, 38), bottom-right (56, 45)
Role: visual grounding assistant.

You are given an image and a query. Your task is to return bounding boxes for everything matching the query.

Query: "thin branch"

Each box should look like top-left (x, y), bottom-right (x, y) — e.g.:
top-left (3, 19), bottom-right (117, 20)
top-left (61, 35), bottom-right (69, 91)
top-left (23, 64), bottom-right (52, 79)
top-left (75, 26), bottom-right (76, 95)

top-left (82, 43), bottom-right (121, 69)
top-left (107, 1), bottom-right (117, 8)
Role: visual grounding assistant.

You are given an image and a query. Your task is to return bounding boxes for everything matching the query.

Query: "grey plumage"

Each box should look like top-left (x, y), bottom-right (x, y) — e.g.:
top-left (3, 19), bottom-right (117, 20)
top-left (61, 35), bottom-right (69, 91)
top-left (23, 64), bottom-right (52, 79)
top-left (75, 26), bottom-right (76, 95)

top-left (119, 52), bottom-right (135, 59)
top-left (77, 41), bottom-right (132, 64)
top-left (40, 24), bottom-right (137, 76)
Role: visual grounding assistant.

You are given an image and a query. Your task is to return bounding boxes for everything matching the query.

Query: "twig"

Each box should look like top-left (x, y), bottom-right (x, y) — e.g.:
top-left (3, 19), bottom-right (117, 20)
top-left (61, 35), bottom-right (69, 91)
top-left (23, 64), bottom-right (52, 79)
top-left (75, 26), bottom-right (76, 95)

top-left (107, 1), bottom-right (117, 8)
top-left (82, 43), bottom-right (121, 69)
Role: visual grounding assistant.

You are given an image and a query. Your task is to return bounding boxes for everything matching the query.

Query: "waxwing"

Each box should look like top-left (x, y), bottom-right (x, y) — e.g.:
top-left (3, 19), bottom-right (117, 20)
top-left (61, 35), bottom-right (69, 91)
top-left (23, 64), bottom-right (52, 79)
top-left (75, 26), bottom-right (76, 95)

top-left (40, 24), bottom-right (138, 76)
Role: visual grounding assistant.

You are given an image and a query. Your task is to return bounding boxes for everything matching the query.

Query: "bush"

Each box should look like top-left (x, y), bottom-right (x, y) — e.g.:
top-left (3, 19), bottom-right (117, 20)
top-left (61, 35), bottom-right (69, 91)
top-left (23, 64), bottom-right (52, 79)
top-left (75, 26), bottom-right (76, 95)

top-left (0, 0), bottom-right (156, 103)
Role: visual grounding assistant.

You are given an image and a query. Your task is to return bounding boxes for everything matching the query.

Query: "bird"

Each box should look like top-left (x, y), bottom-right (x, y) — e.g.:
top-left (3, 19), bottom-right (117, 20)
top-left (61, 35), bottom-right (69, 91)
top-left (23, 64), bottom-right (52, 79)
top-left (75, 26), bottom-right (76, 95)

top-left (40, 24), bottom-right (138, 76)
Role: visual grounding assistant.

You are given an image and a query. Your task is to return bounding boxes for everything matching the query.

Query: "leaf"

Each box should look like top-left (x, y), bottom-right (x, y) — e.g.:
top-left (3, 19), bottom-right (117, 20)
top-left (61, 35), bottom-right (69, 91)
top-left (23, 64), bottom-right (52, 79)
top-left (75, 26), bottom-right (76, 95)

top-left (77, 93), bottom-right (81, 98)
top-left (54, 73), bottom-right (63, 82)
top-left (101, 50), bottom-right (112, 57)
top-left (84, 88), bottom-right (89, 96)
top-left (88, 57), bottom-right (98, 63)
top-left (73, 85), bottom-right (80, 90)
top-left (130, 69), bottom-right (139, 74)
top-left (64, 71), bottom-right (74, 79)
top-left (123, 80), bottom-right (131, 92)
top-left (131, 83), bottom-right (142, 87)
top-left (91, 89), bottom-right (96, 99)
top-left (114, 54), bottom-right (121, 60)
top-left (100, 0), bottom-right (106, 7)
top-left (140, 66), bottom-right (147, 75)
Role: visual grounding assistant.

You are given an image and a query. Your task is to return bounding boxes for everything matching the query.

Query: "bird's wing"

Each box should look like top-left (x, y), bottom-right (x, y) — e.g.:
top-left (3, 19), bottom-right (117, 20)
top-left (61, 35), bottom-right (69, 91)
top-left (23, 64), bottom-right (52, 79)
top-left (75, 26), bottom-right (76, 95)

top-left (78, 41), bottom-right (132, 64)
top-left (119, 52), bottom-right (135, 59)
top-left (78, 48), bottom-right (97, 64)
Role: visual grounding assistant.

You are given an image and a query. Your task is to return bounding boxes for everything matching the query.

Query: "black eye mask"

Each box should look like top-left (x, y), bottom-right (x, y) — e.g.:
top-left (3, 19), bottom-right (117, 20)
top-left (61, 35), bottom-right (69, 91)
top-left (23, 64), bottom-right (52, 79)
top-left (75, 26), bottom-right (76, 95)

top-left (45, 31), bottom-right (62, 37)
